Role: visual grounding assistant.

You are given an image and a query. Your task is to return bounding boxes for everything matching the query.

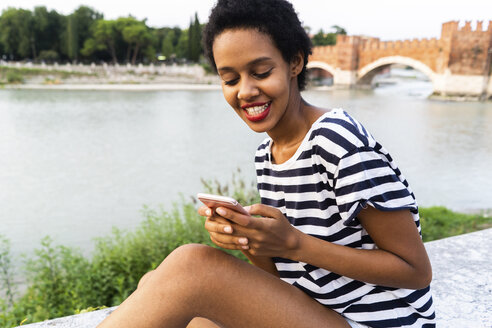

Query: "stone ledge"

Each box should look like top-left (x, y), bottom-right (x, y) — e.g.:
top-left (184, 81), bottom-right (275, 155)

top-left (16, 229), bottom-right (492, 328)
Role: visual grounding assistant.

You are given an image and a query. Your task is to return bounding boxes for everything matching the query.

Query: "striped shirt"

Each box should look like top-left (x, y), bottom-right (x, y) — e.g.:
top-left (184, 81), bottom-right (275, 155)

top-left (255, 109), bottom-right (436, 327)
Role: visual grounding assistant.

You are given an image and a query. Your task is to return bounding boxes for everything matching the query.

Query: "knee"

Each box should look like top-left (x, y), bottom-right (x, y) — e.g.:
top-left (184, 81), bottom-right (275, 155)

top-left (154, 244), bottom-right (228, 280)
top-left (165, 243), bottom-right (223, 268)
top-left (137, 270), bottom-right (155, 289)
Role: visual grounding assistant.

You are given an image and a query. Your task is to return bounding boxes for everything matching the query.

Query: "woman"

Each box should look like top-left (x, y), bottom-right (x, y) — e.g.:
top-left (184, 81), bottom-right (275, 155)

top-left (98, 0), bottom-right (435, 327)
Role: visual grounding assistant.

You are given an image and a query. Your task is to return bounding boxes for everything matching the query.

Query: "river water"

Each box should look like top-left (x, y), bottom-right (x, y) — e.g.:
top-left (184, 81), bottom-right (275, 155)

top-left (1, 76), bottom-right (491, 268)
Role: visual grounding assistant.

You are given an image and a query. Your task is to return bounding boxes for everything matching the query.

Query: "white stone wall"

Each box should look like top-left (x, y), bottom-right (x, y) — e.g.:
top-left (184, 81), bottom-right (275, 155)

top-left (431, 73), bottom-right (487, 97)
top-left (334, 70), bottom-right (358, 85)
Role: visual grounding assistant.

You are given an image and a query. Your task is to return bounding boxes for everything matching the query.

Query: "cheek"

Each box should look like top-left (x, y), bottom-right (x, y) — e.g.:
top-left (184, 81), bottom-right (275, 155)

top-left (221, 87), bottom-right (236, 108)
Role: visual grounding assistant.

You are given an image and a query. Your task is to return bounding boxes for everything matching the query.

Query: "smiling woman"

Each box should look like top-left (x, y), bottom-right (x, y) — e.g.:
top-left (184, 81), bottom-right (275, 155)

top-left (97, 1), bottom-right (436, 327)
top-left (213, 29), bottom-right (304, 133)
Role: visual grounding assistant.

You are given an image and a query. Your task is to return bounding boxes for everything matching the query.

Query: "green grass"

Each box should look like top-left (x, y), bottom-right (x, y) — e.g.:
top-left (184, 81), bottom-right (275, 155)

top-left (419, 206), bottom-right (491, 242)
top-left (0, 66), bottom-right (97, 84)
top-left (0, 171), bottom-right (490, 326)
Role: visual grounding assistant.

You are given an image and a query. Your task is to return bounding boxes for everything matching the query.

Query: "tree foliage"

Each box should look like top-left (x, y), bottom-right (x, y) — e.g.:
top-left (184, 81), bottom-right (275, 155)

top-left (311, 25), bottom-right (347, 46)
top-left (81, 19), bottom-right (118, 63)
top-left (0, 6), bottom-right (346, 64)
top-left (0, 8), bottom-right (34, 60)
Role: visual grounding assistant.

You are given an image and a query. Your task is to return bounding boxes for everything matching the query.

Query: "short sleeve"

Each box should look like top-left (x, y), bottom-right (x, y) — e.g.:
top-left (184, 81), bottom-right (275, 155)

top-left (334, 146), bottom-right (417, 226)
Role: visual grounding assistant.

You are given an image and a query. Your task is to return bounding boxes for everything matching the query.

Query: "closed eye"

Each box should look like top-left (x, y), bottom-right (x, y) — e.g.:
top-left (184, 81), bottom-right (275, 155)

top-left (224, 78), bottom-right (239, 86)
top-left (253, 68), bottom-right (273, 79)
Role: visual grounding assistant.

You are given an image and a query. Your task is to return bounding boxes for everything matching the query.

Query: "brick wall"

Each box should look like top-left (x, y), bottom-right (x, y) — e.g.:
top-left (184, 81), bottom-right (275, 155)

top-left (446, 21), bottom-right (492, 75)
top-left (309, 20), bottom-right (492, 78)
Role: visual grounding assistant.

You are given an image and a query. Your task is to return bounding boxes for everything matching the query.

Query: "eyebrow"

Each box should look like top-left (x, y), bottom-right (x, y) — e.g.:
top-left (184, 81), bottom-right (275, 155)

top-left (217, 56), bottom-right (273, 72)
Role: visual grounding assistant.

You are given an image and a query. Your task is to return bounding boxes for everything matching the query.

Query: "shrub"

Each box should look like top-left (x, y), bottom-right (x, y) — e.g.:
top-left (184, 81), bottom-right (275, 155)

top-left (38, 50), bottom-right (60, 63)
top-left (0, 172), bottom-right (254, 326)
top-left (6, 71), bottom-right (23, 84)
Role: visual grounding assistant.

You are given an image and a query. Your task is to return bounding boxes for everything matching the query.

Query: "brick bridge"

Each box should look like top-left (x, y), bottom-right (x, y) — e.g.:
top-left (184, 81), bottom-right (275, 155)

top-left (308, 21), bottom-right (492, 100)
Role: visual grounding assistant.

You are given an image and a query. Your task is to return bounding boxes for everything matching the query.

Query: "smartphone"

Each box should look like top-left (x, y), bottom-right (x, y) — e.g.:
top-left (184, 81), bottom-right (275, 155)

top-left (197, 193), bottom-right (249, 216)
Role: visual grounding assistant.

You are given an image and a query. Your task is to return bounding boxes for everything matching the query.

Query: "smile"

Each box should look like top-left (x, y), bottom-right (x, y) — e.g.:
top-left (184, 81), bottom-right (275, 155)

top-left (241, 102), bottom-right (271, 122)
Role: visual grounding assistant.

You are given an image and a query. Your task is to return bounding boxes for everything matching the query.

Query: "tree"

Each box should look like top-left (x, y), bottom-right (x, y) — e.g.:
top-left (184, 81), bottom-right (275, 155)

top-left (66, 14), bottom-right (78, 60)
top-left (115, 16), bottom-right (138, 63)
top-left (187, 13), bottom-right (202, 62)
top-left (0, 8), bottom-right (34, 59)
top-left (175, 28), bottom-right (189, 59)
top-left (121, 20), bottom-right (152, 64)
top-left (115, 17), bottom-right (154, 64)
top-left (331, 25), bottom-right (347, 35)
top-left (161, 30), bottom-right (175, 59)
top-left (81, 19), bottom-right (118, 64)
top-left (311, 26), bottom-right (347, 46)
top-left (32, 7), bottom-right (64, 61)
top-left (65, 6), bottom-right (103, 61)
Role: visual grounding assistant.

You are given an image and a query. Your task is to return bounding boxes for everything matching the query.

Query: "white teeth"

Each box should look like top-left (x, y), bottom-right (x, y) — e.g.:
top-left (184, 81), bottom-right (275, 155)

top-left (245, 103), bottom-right (269, 116)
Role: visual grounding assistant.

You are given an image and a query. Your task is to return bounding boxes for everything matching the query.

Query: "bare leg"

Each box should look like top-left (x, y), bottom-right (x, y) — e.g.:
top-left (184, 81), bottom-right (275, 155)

top-left (139, 271), bottom-right (221, 328)
top-left (98, 244), bottom-right (350, 328)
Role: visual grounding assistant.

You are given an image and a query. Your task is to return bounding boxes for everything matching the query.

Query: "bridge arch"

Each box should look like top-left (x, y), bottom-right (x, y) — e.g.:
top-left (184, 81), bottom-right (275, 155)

top-left (306, 61), bottom-right (338, 85)
top-left (357, 56), bottom-right (436, 86)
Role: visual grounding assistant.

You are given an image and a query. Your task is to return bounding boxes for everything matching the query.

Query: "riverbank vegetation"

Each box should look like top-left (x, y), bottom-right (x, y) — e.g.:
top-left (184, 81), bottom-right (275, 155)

top-left (0, 65), bottom-right (97, 85)
top-left (0, 6), bottom-right (204, 65)
top-left (0, 5), bottom-right (346, 66)
top-left (0, 174), bottom-right (490, 327)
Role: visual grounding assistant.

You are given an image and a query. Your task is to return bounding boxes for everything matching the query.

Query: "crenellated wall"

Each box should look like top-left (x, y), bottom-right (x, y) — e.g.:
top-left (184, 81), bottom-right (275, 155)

top-left (308, 21), bottom-right (492, 99)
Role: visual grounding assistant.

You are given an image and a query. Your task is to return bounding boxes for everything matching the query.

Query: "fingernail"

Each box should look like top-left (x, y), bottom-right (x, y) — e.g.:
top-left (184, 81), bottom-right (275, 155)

top-left (206, 209), bottom-right (212, 216)
top-left (216, 207), bottom-right (226, 216)
top-left (224, 226), bottom-right (232, 233)
top-left (241, 246), bottom-right (249, 250)
top-left (238, 237), bottom-right (248, 245)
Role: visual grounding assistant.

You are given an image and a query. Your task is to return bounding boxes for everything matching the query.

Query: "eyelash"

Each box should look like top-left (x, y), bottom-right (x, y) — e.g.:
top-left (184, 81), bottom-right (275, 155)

top-left (253, 69), bottom-right (273, 79)
top-left (224, 68), bottom-right (273, 86)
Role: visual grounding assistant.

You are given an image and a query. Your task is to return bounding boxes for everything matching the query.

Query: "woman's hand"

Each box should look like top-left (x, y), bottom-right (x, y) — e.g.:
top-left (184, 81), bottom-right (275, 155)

top-left (211, 203), bottom-right (301, 258)
top-left (198, 205), bottom-right (250, 250)
top-left (198, 204), bottom-right (282, 276)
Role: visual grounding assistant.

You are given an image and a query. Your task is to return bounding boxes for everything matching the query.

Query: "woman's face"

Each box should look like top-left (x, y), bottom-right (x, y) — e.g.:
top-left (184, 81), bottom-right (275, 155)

top-left (212, 28), bottom-right (301, 134)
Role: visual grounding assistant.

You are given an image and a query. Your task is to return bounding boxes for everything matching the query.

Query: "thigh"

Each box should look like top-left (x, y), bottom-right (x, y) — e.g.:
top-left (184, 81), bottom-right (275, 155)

top-left (101, 244), bottom-right (350, 328)
top-left (161, 244), bottom-right (350, 328)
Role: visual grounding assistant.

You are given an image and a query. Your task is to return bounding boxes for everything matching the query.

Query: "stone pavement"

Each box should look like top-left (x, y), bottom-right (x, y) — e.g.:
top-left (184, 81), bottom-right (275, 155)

top-left (16, 228), bottom-right (492, 328)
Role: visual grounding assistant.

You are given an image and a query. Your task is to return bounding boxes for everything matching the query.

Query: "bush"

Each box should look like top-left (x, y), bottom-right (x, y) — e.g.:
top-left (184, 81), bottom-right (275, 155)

top-left (0, 172), bottom-right (254, 326)
top-left (6, 71), bottom-right (23, 84)
top-left (38, 50), bottom-right (60, 63)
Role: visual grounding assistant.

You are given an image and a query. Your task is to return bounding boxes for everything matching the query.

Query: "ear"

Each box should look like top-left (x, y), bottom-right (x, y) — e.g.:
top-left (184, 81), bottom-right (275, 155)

top-left (290, 51), bottom-right (304, 77)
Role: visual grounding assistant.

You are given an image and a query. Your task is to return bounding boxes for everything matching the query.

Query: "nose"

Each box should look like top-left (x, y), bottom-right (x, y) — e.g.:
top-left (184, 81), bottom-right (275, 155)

top-left (237, 76), bottom-right (260, 100)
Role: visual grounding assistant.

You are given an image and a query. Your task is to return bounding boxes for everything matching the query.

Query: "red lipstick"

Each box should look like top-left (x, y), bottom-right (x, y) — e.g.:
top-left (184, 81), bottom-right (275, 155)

top-left (241, 102), bottom-right (271, 122)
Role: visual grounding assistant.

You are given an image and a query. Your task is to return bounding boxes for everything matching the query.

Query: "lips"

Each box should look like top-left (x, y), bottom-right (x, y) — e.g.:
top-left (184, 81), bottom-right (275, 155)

top-left (241, 102), bottom-right (271, 122)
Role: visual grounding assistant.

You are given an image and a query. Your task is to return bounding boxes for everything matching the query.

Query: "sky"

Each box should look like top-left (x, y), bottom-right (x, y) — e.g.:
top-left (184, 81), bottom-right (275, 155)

top-left (2, 0), bottom-right (491, 41)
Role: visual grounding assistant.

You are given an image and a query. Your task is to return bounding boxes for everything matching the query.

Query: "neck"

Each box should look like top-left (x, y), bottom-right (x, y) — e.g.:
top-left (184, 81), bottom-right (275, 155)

top-left (267, 82), bottom-right (313, 148)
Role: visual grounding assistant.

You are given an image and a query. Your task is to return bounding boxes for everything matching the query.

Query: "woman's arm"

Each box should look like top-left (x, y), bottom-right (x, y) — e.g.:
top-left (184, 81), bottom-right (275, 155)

top-left (215, 204), bottom-right (432, 290)
top-left (288, 206), bottom-right (432, 289)
top-left (240, 250), bottom-right (279, 277)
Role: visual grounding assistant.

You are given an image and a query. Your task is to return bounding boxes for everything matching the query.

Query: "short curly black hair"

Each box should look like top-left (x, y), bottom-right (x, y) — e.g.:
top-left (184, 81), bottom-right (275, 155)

top-left (203, 0), bottom-right (312, 91)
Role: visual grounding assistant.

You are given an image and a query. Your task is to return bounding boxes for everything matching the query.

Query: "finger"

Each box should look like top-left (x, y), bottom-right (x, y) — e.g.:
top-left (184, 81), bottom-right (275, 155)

top-left (215, 206), bottom-right (254, 227)
top-left (197, 205), bottom-right (213, 217)
top-left (205, 217), bottom-right (233, 234)
top-left (210, 231), bottom-right (249, 246)
top-left (247, 203), bottom-right (283, 219)
top-left (210, 234), bottom-right (248, 250)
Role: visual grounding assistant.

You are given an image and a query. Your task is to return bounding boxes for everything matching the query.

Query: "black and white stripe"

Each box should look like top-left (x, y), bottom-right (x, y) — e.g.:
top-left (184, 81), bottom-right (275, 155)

top-left (255, 109), bottom-right (435, 327)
